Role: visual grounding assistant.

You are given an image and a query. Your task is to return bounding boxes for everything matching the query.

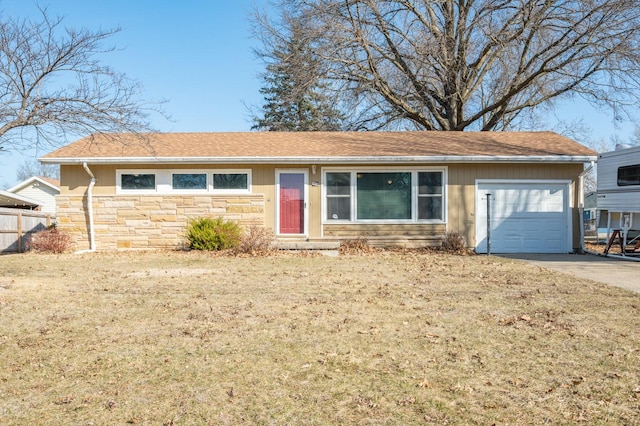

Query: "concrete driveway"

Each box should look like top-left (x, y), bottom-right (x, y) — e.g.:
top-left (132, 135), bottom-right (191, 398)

top-left (499, 253), bottom-right (640, 293)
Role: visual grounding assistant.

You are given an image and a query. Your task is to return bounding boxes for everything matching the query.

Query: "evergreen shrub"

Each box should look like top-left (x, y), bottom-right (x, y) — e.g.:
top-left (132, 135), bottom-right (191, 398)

top-left (186, 217), bottom-right (242, 251)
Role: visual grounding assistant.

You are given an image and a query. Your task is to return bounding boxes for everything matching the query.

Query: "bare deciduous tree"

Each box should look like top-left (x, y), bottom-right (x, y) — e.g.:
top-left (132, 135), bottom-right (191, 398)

top-left (0, 6), bottom-right (162, 153)
top-left (16, 159), bottom-right (59, 181)
top-left (256, 0), bottom-right (640, 131)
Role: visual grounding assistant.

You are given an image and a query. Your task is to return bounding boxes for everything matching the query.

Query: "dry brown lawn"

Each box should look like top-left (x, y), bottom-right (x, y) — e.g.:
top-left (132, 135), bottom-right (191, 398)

top-left (0, 250), bottom-right (639, 425)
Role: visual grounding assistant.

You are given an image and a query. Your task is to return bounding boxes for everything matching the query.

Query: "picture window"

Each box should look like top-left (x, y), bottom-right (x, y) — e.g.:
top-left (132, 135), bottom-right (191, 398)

top-left (324, 169), bottom-right (445, 222)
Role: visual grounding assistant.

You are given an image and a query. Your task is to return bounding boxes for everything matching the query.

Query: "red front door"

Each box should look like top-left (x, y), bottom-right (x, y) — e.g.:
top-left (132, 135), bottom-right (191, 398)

top-left (279, 173), bottom-right (305, 234)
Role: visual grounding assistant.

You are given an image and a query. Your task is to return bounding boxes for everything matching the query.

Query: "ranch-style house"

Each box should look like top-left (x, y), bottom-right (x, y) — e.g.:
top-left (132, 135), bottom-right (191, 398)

top-left (40, 131), bottom-right (597, 253)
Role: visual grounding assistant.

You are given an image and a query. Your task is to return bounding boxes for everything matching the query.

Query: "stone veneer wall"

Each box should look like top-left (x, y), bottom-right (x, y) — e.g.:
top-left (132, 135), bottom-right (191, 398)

top-left (56, 194), bottom-right (265, 251)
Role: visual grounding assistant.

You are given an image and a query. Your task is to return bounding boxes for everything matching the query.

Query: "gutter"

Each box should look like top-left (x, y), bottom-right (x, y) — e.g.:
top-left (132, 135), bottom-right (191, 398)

top-left (40, 155), bottom-right (598, 165)
top-left (75, 162), bottom-right (96, 253)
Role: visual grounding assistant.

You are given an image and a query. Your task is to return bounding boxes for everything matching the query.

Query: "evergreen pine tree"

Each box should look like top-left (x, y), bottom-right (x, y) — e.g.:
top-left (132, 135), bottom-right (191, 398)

top-left (252, 27), bottom-right (344, 132)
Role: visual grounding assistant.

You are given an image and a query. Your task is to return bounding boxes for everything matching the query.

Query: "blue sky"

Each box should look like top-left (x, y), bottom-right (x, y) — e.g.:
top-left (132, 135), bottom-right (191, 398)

top-left (0, 0), bottom-right (635, 187)
top-left (0, 0), bottom-right (269, 186)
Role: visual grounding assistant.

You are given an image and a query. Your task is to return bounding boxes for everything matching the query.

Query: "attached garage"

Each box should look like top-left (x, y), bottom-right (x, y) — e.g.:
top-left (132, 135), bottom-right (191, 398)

top-left (475, 180), bottom-right (572, 254)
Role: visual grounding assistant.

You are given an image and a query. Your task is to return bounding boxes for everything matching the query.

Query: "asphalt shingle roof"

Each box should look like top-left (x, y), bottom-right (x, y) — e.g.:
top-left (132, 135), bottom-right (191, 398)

top-left (40, 131), bottom-right (597, 162)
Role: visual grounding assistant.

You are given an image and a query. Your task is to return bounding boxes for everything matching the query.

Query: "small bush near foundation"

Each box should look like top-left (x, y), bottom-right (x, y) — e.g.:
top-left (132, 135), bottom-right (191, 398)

top-left (440, 231), bottom-right (466, 253)
top-left (234, 225), bottom-right (276, 255)
top-left (186, 217), bottom-right (242, 251)
top-left (27, 228), bottom-right (72, 254)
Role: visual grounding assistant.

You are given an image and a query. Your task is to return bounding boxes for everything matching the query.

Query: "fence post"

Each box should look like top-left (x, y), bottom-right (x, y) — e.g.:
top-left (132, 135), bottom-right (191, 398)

top-left (17, 212), bottom-right (23, 253)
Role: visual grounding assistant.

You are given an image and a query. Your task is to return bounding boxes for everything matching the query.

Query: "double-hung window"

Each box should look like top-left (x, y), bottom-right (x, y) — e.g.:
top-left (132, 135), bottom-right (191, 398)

top-left (325, 169), bottom-right (445, 222)
top-left (326, 172), bottom-right (351, 220)
top-left (417, 171), bottom-right (443, 220)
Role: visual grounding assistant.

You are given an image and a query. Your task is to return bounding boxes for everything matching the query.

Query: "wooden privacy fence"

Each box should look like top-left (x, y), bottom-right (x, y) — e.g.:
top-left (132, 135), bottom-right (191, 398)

top-left (0, 207), bottom-right (55, 253)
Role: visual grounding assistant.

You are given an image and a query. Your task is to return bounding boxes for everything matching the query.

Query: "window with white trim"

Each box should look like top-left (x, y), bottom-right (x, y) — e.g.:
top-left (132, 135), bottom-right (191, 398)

top-left (116, 169), bottom-right (251, 194)
top-left (120, 173), bottom-right (156, 191)
top-left (324, 169), bottom-right (445, 222)
top-left (172, 173), bottom-right (207, 190)
top-left (213, 173), bottom-right (249, 191)
top-left (417, 171), bottom-right (443, 220)
top-left (326, 172), bottom-right (351, 220)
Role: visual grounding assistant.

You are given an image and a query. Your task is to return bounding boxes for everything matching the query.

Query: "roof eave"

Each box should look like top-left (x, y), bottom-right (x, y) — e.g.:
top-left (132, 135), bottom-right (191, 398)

top-left (0, 189), bottom-right (42, 207)
top-left (7, 176), bottom-right (60, 193)
top-left (40, 155), bottom-right (598, 165)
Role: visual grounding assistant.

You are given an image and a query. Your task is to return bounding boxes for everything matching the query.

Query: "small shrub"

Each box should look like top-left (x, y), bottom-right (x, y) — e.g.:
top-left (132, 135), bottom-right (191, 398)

top-left (440, 231), bottom-right (466, 253)
top-left (27, 228), bottom-right (72, 254)
top-left (186, 217), bottom-right (242, 251)
top-left (234, 225), bottom-right (276, 255)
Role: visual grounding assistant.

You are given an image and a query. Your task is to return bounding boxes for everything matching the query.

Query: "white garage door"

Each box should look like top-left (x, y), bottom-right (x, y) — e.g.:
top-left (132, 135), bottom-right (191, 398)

top-left (476, 181), bottom-right (571, 253)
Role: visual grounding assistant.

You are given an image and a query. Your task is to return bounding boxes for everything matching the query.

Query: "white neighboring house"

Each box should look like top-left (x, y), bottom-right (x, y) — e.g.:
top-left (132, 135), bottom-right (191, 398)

top-left (7, 176), bottom-right (60, 214)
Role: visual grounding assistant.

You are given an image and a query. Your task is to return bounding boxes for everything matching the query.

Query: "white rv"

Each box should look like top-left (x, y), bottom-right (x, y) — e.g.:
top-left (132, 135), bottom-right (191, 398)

top-left (597, 144), bottom-right (640, 253)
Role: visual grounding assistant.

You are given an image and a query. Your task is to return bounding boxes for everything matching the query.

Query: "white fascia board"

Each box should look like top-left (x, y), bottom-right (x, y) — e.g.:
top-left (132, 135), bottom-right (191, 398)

top-left (0, 189), bottom-right (41, 206)
top-left (7, 176), bottom-right (60, 193)
top-left (40, 155), bottom-right (597, 165)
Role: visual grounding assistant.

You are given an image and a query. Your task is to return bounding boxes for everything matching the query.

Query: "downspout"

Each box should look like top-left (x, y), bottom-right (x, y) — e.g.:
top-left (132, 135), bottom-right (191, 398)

top-left (579, 161), bottom-right (597, 255)
top-left (77, 162), bottom-right (96, 253)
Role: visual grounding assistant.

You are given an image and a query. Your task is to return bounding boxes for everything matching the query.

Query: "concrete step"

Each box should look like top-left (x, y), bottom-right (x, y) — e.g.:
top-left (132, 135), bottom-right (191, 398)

top-left (276, 240), bottom-right (341, 250)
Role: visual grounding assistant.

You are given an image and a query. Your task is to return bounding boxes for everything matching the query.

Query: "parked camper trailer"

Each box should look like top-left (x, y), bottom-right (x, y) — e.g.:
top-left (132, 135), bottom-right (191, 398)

top-left (597, 144), bottom-right (640, 254)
